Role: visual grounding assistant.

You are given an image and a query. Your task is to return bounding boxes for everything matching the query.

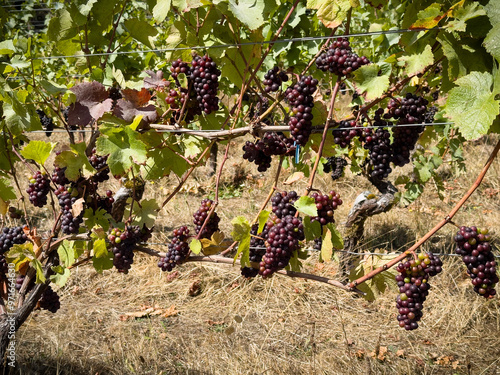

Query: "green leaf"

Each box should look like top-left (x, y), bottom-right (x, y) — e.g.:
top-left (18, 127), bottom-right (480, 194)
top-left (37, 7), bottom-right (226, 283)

top-left (153, 0), bottom-right (172, 23)
top-left (96, 125), bottom-right (148, 177)
top-left (124, 19), bottom-right (158, 49)
top-left (0, 39), bottom-right (15, 55)
top-left (0, 178), bottom-right (16, 201)
top-left (57, 240), bottom-right (77, 267)
top-left (326, 223), bottom-right (343, 249)
top-left (92, 238), bottom-right (113, 272)
top-left (20, 140), bottom-right (56, 167)
top-left (6, 243), bottom-right (34, 271)
top-left (225, 0), bottom-right (277, 30)
top-left (412, 3), bottom-right (443, 29)
top-left (484, 23), bottom-right (500, 61)
top-left (306, 0), bottom-right (351, 28)
top-left (130, 198), bottom-right (158, 228)
top-left (352, 64), bottom-right (390, 101)
top-left (189, 239), bottom-right (202, 255)
top-left (47, 9), bottom-right (79, 41)
top-left (288, 251), bottom-right (302, 272)
top-left (447, 2), bottom-right (486, 32)
top-left (39, 80), bottom-right (69, 96)
top-left (293, 196), bottom-right (318, 217)
top-left (303, 216), bottom-right (322, 242)
top-left (397, 44), bottom-right (434, 76)
top-left (30, 258), bottom-right (46, 284)
top-left (83, 208), bottom-right (112, 232)
top-left (445, 71), bottom-right (499, 140)
top-left (257, 210), bottom-right (270, 234)
top-left (50, 265), bottom-right (71, 287)
top-left (54, 142), bottom-right (96, 180)
top-left (231, 216), bottom-right (251, 267)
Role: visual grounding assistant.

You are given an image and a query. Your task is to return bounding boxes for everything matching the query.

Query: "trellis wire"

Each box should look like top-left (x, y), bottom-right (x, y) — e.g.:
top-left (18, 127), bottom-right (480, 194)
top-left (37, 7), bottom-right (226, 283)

top-left (33, 27), bottom-right (445, 61)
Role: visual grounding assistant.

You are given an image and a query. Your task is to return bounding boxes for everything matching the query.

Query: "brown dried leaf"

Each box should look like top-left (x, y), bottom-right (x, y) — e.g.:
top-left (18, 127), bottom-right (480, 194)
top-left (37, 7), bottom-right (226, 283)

top-left (144, 70), bottom-right (169, 89)
top-left (396, 349), bottom-right (405, 358)
top-left (162, 305), bottom-right (178, 318)
top-left (72, 197), bottom-right (85, 218)
top-left (123, 307), bottom-right (156, 318)
top-left (206, 319), bottom-right (224, 326)
top-left (166, 271), bottom-right (179, 282)
top-left (283, 172), bottom-right (304, 185)
top-left (188, 280), bottom-right (201, 296)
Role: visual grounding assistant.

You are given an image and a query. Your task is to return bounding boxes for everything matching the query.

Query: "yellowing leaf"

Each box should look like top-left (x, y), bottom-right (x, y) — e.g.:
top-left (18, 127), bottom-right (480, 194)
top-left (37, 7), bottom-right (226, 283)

top-left (200, 231), bottom-right (232, 256)
top-left (284, 172), bottom-right (305, 185)
top-left (306, 0), bottom-right (351, 29)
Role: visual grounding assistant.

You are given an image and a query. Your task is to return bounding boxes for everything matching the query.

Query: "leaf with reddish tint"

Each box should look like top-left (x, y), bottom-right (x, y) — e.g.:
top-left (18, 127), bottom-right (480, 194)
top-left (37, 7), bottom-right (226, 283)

top-left (68, 82), bottom-right (113, 126)
top-left (113, 88), bottom-right (158, 123)
top-left (144, 70), bottom-right (169, 89)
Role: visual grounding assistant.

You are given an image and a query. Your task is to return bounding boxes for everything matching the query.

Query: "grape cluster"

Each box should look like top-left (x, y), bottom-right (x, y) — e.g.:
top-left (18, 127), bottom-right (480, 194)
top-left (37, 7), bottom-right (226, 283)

top-left (97, 190), bottom-right (114, 214)
top-left (108, 86), bottom-right (122, 102)
top-left (310, 190), bottom-right (342, 225)
top-left (158, 226), bottom-right (191, 272)
top-left (424, 106), bottom-right (438, 124)
top-left (169, 88), bottom-right (202, 125)
top-left (313, 237), bottom-right (322, 251)
top-left (26, 171), bottom-right (51, 208)
top-left (89, 148), bottom-right (110, 183)
top-left (0, 255), bottom-right (8, 281)
top-left (259, 215), bottom-right (304, 278)
top-left (170, 58), bottom-right (191, 85)
top-left (285, 75), bottom-right (318, 146)
top-left (241, 224), bottom-right (268, 278)
top-left (263, 66), bottom-right (288, 93)
top-left (51, 164), bottom-right (69, 186)
top-left (271, 191), bottom-right (298, 219)
top-left (0, 226), bottom-right (28, 254)
top-left (190, 55), bottom-right (221, 115)
top-left (242, 133), bottom-right (295, 172)
top-left (315, 38), bottom-right (370, 77)
top-left (454, 226), bottom-right (498, 298)
top-left (242, 141), bottom-right (272, 172)
top-left (395, 253), bottom-right (443, 330)
top-left (193, 199), bottom-right (220, 239)
top-left (323, 157), bottom-right (348, 181)
top-left (332, 120), bottom-right (362, 148)
top-left (37, 109), bottom-right (54, 137)
top-left (108, 225), bottom-right (151, 273)
top-left (364, 127), bottom-right (393, 180)
top-left (55, 186), bottom-right (83, 235)
top-left (38, 286), bottom-right (60, 313)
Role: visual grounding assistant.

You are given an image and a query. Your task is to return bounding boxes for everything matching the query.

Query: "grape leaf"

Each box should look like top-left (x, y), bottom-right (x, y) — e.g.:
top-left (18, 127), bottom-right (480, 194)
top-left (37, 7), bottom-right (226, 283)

top-left (20, 140), bottom-right (56, 167)
top-left (326, 223), bottom-right (344, 249)
top-left (257, 210), bottom-right (270, 234)
top-left (144, 70), bottom-right (169, 89)
top-left (306, 0), bottom-right (351, 28)
top-left (445, 71), bottom-right (499, 140)
top-left (30, 258), bottom-right (46, 284)
top-left (69, 81), bottom-right (113, 126)
top-left (303, 216), bottom-right (322, 242)
top-left (224, 0), bottom-right (277, 31)
top-left (294, 196), bottom-right (318, 217)
top-left (3, 95), bottom-right (42, 135)
top-left (411, 3), bottom-right (445, 29)
top-left (447, 2), bottom-right (486, 32)
top-left (92, 238), bottom-right (113, 273)
top-left (189, 239), bottom-right (202, 255)
top-left (130, 198), bottom-right (159, 228)
top-left (484, 0), bottom-right (500, 61)
top-left (47, 9), bottom-right (79, 41)
top-left (113, 88), bottom-right (158, 124)
top-left (83, 208), bottom-right (112, 232)
top-left (50, 265), bottom-right (71, 287)
top-left (124, 19), bottom-right (158, 49)
top-left (320, 227), bottom-right (333, 262)
top-left (54, 142), bottom-right (96, 180)
top-left (397, 44), bottom-right (434, 75)
top-left (352, 64), bottom-right (390, 101)
top-left (200, 231), bottom-right (232, 256)
top-left (288, 251), bottom-right (302, 272)
top-left (96, 125), bottom-right (148, 176)
top-left (57, 240), bottom-right (77, 268)
top-left (0, 178), bottom-right (16, 201)
top-left (153, 0), bottom-right (172, 23)
top-left (231, 216), bottom-right (251, 267)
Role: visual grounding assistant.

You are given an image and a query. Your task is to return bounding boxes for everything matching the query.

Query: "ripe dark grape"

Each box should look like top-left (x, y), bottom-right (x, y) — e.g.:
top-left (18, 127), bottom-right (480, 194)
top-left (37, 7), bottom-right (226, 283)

top-left (108, 225), bottom-right (152, 273)
top-left (170, 58), bottom-right (191, 86)
top-left (332, 120), bottom-right (362, 148)
top-left (51, 167), bottom-right (69, 186)
top-left (37, 109), bottom-right (54, 137)
top-left (0, 226), bottom-right (28, 254)
top-left (55, 186), bottom-right (84, 235)
top-left (259, 215), bottom-right (305, 278)
top-left (395, 253), bottom-right (442, 330)
top-left (310, 190), bottom-right (342, 226)
top-left (271, 191), bottom-right (298, 219)
top-left (241, 224), bottom-right (269, 278)
top-left (323, 157), bottom-right (348, 181)
top-left (0, 255), bottom-right (8, 281)
top-left (242, 132), bottom-right (295, 172)
top-left (285, 75), bottom-right (318, 146)
top-left (158, 226), bottom-right (191, 272)
top-left (454, 226), bottom-right (497, 298)
top-left (263, 66), bottom-right (288, 93)
top-left (96, 190), bottom-right (115, 214)
top-left (313, 237), bottom-right (322, 251)
top-left (108, 86), bottom-right (122, 102)
top-left (38, 285), bottom-right (60, 313)
top-left (315, 37), bottom-right (370, 77)
top-left (424, 106), bottom-right (438, 124)
top-left (8, 206), bottom-right (22, 220)
top-left (242, 141), bottom-right (272, 172)
top-left (26, 171), bottom-right (51, 208)
top-left (364, 127), bottom-right (393, 180)
top-left (193, 199), bottom-right (220, 239)
top-left (89, 148), bottom-right (110, 183)
top-left (190, 54), bottom-right (221, 115)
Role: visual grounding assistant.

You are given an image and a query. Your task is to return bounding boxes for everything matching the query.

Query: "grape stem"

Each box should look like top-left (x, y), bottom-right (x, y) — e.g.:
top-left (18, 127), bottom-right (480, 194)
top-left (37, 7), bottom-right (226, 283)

top-left (348, 139), bottom-right (500, 289)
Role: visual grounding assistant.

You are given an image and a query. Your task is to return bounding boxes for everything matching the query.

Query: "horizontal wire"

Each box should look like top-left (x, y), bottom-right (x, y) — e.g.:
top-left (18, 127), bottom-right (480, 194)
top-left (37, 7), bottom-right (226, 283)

top-left (33, 27), bottom-right (445, 61)
top-left (8, 8), bottom-right (56, 12)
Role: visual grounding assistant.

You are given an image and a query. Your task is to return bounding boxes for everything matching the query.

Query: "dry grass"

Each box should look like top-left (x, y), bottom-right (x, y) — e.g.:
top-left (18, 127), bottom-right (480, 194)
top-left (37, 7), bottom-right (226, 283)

top-left (7, 133), bottom-right (500, 375)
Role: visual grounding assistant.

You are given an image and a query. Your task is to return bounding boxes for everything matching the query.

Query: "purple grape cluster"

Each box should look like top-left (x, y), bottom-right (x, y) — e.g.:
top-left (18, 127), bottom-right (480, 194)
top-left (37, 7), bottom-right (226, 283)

top-left (263, 66), bottom-right (288, 93)
top-left (37, 109), bottom-right (54, 137)
top-left (89, 148), bottom-right (110, 183)
top-left (241, 224), bottom-right (269, 278)
top-left (454, 226), bottom-right (498, 298)
top-left (158, 226), bottom-right (191, 272)
top-left (364, 127), bottom-right (393, 180)
top-left (310, 190), bottom-right (342, 226)
top-left (8, 207), bottom-right (22, 220)
top-left (15, 274), bottom-right (34, 292)
top-left (0, 226), bottom-right (28, 254)
top-left (0, 255), bottom-right (8, 281)
top-left (323, 157), bottom-right (348, 181)
top-left (55, 186), bottom-right (83, 235)
top-left (242, 133), bottom-right (295, 172)
top-left (190, 55), bottom-right (221, 114)
top-left (395, 253), bottom-right (443, 330)
top-left (96, 190), bottom-right (114, 214)
top-left (271, 191), bottom-right (298, 219)
top-left (168, 87), bottom-right (202, 125)
top-left (39, 285), bottom-right (60, 313)
top-left (315, 38), bottom-right (370, 77)
top-left (26, 171), bottom-right (51, 208)
top-left (107, 225), bottom-right (152, 273)
top-left (242, 141), bottom-right (272, 172)
top-left (332, 120), bottom-right (362, 148)
top-left (285, 75), bottom-right (318, 146)
top-left (108, 86), bottom-right (122, 102)
top-left (170, 58), bottom-right (191, 86)
top-left (193, 199), bottom-right (220, 239)
top-left (259, 215), bottom-right (304, 278)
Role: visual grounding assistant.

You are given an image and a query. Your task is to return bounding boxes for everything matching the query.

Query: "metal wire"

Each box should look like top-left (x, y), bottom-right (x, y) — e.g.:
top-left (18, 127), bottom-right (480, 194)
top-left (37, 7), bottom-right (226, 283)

top-left (33, 27), bottom-right (445, 61)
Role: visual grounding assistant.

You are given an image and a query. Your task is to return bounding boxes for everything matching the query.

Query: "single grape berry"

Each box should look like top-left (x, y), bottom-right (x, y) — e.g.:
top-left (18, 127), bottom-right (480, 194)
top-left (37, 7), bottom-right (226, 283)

top-left (158, 226), bottom-right (191, 272)
top-left (26, 171), bottom-right (51, 208)
top-left (193, 199), bottom-right (220, 239)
